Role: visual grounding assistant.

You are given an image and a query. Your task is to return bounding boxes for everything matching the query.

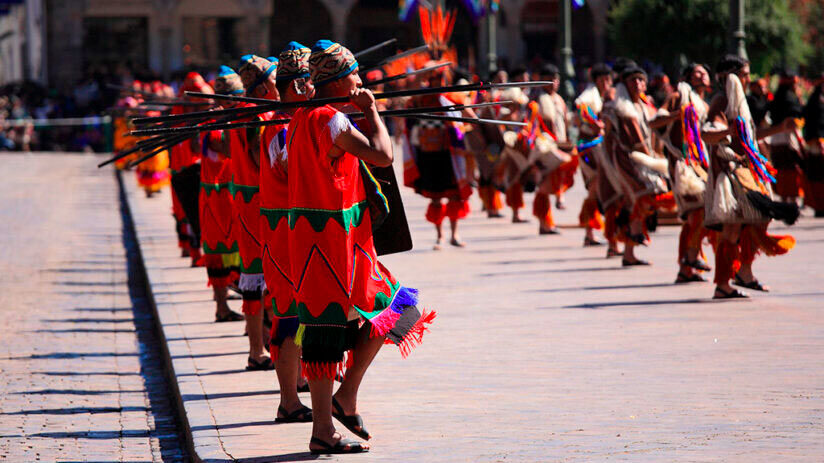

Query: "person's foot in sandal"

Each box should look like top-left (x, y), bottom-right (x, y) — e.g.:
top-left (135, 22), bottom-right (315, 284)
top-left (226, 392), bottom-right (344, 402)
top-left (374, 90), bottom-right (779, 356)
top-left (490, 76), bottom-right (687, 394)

top-left (450, 237), bottom-right (466, 248)
top-left (675, 272), bottom-right (706, 284)
top-left (215, 309), bottom-right (244, 323)
top-left (275, 404), bottom-right (312, 423)
top-left (606, 247), bottom-right (622, 258)
top-left (733, 273), bottom-right (769, 292)
top-left (713, 286), bottom-right (749, 299)
top-left (332, 395), bottom-right (370, 440)
top-left (684, 258), bottom-right (712, 272)
top-left (245, 356), bottom-right (275, 371)
top-left (309, 433), bottom-right (369, 455)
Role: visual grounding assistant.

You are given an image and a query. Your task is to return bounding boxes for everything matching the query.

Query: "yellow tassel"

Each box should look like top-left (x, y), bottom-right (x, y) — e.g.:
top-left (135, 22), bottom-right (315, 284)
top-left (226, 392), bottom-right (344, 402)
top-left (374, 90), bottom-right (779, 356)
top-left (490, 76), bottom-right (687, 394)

top-left (294, 324), bottom-right (306, 347)
top-left (221, 252), bottom-right (240, 268)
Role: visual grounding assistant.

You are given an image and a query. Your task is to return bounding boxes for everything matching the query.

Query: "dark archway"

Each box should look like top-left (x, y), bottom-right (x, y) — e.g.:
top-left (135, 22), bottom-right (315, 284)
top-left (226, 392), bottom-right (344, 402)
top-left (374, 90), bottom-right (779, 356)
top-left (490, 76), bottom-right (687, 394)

top-left (521, 0), bottom-right (558, 67)
top-left (270, 0), bottom-right (333, 55)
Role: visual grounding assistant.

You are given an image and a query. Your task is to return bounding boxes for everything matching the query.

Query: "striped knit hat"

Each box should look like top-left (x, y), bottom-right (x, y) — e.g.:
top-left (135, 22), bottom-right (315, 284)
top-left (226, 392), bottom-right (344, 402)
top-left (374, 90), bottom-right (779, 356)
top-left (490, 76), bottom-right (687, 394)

top-left (213, 66), bottom-right (244, 95)
top-left (237, 54), bottom-right (277, 94)
top-left (277, 41), bottom-right (311, 82)
top-left (309, 40), bottom-right (358, 86)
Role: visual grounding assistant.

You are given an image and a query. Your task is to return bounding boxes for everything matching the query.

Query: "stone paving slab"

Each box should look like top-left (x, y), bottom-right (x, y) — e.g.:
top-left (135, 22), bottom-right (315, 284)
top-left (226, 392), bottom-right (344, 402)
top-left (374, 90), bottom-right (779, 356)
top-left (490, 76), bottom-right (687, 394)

top-left (0, 153), bottom-right (185, 462)
top-left (123, 157), bottom-right (824, 462)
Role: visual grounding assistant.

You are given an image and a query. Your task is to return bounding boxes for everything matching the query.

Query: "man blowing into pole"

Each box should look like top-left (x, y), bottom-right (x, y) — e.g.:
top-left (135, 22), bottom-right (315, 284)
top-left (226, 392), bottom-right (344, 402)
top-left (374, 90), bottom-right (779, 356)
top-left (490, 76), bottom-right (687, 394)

top-left (286, 40), bottom-right (435, 454)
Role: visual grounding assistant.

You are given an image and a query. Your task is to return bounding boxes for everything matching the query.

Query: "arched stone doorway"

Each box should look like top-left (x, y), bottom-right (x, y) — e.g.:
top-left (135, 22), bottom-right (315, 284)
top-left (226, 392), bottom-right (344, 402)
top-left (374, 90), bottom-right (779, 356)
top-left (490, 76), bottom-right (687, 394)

top-left (270, 0), bottom-right (332, 55)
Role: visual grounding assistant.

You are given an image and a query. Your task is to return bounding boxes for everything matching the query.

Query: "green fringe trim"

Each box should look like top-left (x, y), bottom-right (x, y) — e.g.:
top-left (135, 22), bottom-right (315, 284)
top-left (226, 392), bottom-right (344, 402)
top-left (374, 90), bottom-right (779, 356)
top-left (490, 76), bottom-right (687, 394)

top-left (294, 324), bottom-right (348, 355)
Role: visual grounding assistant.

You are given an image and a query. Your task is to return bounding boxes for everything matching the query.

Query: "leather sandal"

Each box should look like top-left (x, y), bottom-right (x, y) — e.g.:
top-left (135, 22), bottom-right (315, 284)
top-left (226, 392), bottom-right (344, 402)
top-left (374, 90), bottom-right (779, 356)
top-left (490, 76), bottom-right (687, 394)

top-left (310, 437), bottom-right (368, 454)
top-left (275, 405), bottom-right (312, 423)
top-left (675, 272), bottom-right (706, 284)
top-left (713, 287), bottom-right (749, 299)
top-left (332, 397), bottom-right (370, 440)
top-left (733, 274), bottom-right (769, 292)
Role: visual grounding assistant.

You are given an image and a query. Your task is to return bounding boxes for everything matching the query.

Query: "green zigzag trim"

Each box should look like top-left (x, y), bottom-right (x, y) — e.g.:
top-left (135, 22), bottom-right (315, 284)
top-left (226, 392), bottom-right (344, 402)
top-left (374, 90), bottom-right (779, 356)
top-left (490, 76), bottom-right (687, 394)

top-left (240, 257), bottom-right (263, 274)
top-left (202, 241), bottom-right (238, 255)
top-left (297, 302), bottom-right (349, 326)
top-left (230, 176), bottom-right (259, 203)
top-left (260, 207), bottom-right (289, 230)
top-left (201, 182), bottom-right (231, 195)
top-left (272, 299), bottom-right (299, 318)
top-left (287, 200), bottom-right (369, 233)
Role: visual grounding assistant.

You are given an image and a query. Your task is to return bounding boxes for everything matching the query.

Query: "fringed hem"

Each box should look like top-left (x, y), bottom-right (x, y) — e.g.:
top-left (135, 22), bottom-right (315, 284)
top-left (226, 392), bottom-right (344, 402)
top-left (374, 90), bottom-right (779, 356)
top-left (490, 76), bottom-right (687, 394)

top-left (446, 199), bottom-right (471, 221)
top-left (301, 352), bottom-right (353, 381)
top-left (425, 202), bottom-right (447, 225)
top-left (392, 309), bottom-right (436, 358)
top-left (269, 316), bottom-right (299, 361)
top-left (241, 299), bottom-right (263, 316)
top-left (369, 287), bottom-right (419, 337)
top-left (208, 271), bottom-right (238, 288)
top-left (239, 273), bottom-right (266, 292)
top-left (367, 286), bottom-right (436, 358)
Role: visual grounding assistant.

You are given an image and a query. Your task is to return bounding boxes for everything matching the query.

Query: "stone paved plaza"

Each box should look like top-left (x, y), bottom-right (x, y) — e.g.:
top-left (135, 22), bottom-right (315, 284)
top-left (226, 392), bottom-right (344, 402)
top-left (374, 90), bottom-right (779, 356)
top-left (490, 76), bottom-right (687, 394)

top-left (2, 152), bottom-right (823, 462)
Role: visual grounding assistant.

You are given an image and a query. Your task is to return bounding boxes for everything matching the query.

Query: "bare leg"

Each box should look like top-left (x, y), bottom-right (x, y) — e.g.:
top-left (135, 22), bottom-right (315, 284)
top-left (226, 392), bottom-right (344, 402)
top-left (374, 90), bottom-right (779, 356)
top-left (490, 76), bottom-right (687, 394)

top-left (449, 218), bottom-right (464, 247)
top-left (214, 286), bottom-right (231, 317)
top-left (333, 326), bottom-right (385, 439)
top-left (246, 309), bottom-right (268, 363)
top-left (275, 338), bottom-right (306, 415)
top-left (715, 223), bottom-right (741, 294)
top-left (623, 219), bottom-right (643, 263)
top-left (308, 377), bottom-right (340, 449)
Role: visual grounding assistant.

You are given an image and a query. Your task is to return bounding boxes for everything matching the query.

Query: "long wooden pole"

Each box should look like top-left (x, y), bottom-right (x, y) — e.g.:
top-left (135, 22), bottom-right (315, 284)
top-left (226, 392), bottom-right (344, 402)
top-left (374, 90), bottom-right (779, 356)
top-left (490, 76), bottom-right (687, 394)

top-left (132, 81), bottom-right (549, 126)
top-left (129, 101), bottom-right (507, 137)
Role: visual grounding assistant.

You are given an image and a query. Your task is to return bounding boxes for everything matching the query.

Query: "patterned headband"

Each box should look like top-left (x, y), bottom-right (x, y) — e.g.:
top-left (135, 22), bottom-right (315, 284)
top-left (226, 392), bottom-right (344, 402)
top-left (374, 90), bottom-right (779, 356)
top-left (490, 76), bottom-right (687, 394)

top-left (309, 40), bottom-right (359, 87)
top-left (213, 65), bottom-right (244, 95)
top-left (277, 41), bottom-right (311, 82)
top-left (238, 54), bottom-right (277, 94)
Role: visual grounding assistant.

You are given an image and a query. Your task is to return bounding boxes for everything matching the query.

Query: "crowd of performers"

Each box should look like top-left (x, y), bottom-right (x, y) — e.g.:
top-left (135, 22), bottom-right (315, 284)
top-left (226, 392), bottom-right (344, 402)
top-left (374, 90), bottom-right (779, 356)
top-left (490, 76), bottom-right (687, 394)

top-left (113, 40), bottom-right (437, 454)
top-left (107, 31), bottom-right (824, 455)
top-left (399, 54), bottom-right (820, 301)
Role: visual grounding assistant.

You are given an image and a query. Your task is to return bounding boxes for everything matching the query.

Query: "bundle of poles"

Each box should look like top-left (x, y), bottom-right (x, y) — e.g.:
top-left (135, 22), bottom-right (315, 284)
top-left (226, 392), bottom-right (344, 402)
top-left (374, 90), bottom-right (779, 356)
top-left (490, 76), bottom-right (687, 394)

top-left (98, 39), bottom-right (548, 169)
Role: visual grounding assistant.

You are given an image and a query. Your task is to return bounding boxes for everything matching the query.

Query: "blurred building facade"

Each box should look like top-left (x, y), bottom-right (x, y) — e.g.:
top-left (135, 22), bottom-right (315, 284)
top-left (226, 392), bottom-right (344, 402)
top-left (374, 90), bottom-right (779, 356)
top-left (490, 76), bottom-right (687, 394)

top-left (5, 0), bottom-right (609, 90)
top-left (0, 0), bottom-right (45, 85)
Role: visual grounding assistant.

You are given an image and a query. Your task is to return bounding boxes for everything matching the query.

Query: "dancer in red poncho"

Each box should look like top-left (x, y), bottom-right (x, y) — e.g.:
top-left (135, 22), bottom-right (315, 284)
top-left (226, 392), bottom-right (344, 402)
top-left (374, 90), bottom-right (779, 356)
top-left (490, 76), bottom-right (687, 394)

top-left (232, 55), bottom-right (278, 370)
top-left (259, 42), bottom-right (313, 423)
top-left (286, 40), bottom-right (435, 454)
top-left (195, 65), bottom-right (244, 323)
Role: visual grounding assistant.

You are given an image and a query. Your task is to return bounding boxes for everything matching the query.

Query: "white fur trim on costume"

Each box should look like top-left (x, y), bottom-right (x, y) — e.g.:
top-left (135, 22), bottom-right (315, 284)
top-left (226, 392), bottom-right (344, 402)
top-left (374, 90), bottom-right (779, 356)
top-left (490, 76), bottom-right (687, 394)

top-left (712, 172), bottom-right (738, 221)
top-left (268, 132), bottom-right (287, 168)
top-left (502, 130), bottom-right (519, 148)
top-left (629, 151), bottom-right (669, 176)
top-left (327, 111), bottom-right (352, 143)
top-left (725, 74), bottom-right (753, 132)
top-left (674, 160), bottom-right (706, 196)
top-left (239, 273), bottom-right (266, 292)
top-left (574, 85), bottom-right (603, 114)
